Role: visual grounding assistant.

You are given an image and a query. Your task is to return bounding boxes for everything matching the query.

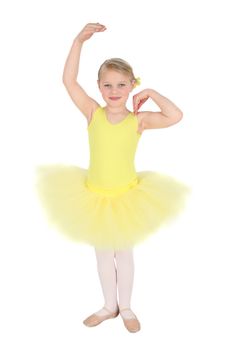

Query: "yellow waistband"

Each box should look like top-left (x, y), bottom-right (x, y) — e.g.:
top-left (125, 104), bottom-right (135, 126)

top-left (85, 177), bottom-right (139, 197)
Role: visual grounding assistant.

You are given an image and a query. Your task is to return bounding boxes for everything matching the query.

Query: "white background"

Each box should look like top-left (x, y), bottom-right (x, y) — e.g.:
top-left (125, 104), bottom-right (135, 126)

top-left (0, 0), bottom-right (232, 349)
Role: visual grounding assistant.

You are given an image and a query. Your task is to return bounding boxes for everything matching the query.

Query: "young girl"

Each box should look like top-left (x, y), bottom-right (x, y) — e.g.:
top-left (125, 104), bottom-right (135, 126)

top-left (35, 23), bottom-right (191, 333)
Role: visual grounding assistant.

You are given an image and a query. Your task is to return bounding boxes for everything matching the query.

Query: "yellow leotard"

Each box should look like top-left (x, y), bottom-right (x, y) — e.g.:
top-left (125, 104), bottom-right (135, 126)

top-left (85, 106), bottom-right (141, 196)
top-left (34, 105), bottom-right (191, 249)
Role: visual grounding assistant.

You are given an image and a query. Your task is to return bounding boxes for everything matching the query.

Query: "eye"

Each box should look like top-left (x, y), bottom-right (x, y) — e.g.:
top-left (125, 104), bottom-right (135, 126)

top-left (104, 84), bottom-right (111, 87)
top-left (119, 83), bottom-right (126, 87)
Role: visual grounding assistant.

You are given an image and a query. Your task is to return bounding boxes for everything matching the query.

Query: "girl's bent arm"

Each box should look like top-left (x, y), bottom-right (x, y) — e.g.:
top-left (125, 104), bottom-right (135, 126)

top-left (147, 89), bottom-right (183, 118)
top-left (135, 89), bottom-right (183, 130)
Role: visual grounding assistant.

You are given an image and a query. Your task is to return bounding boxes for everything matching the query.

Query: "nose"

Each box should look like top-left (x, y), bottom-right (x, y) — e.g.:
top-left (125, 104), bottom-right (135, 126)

top-left (110, 86), bottom-right (118, 94)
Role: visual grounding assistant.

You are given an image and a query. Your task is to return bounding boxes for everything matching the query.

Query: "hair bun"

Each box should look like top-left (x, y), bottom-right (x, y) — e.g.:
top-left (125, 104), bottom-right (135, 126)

top-left (134, 77), bottom-right (141, 87)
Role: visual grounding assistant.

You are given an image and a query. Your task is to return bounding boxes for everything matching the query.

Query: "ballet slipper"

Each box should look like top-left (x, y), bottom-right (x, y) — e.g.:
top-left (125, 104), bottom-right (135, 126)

top-left (83, 306), bottom-right (119, 327)
top-left (119, 308), bottom-right (141, 333)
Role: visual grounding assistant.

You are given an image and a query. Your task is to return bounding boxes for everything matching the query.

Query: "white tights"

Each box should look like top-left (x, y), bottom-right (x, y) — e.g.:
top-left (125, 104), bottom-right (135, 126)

top-left (94, 248), bottom-right (136, 319)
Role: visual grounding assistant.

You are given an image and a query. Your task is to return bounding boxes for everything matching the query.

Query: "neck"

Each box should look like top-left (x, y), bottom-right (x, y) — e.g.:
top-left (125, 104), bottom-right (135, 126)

top-left (105, 105), bottom-right (129, 115)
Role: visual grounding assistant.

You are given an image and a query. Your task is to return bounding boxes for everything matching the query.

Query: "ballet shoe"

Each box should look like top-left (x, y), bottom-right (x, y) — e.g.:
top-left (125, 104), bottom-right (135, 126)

top-left (119, 308), bottom-right (141, 333)
top-left (83, 306), bottom-right (119, 327)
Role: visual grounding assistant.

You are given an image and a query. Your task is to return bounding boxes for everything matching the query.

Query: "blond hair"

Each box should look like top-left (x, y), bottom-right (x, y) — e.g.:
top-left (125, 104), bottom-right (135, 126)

top-left (98, 58), bottom-right (140, 87)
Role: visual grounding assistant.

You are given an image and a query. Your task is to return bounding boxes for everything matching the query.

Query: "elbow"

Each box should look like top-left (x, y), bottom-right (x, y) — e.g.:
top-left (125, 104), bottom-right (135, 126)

top-left (62, 76), bottom-right (77, 86)
top-left (172, 111), bottom-right (183, 125)
top-left (176, 110), bottom-right (183, 121)
top-left (167, 108), bottom-right (183, 121)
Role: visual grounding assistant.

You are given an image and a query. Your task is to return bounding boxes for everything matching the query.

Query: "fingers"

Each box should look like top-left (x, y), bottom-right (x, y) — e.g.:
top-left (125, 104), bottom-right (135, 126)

top-left (139, 97), bottom-right (149, 110)
top-left (133, 95), bottom-right (149, 114)
top-left (86, 23), bottom-right (106, 31)
top-left (88, 22), bottom-right (106, 26)
top-left (77, 23), bottom-right (106, 43)
top-left (133, 94), bottom-right (142, 114)
top-left (133, 94), bottom-right (138, 114)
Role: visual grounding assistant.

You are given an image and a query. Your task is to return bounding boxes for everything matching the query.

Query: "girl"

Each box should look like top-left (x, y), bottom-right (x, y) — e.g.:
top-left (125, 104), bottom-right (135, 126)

top-left (35, 23), bottom-right (191, 333)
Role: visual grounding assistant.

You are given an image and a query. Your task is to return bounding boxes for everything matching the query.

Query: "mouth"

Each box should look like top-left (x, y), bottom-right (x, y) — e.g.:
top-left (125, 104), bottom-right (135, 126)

top-left (109, 97), bottom-right (121, 101)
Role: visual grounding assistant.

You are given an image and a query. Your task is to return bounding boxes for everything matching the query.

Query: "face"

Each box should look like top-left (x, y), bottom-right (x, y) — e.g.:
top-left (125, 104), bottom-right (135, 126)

top-left (98, 69), bottom-right (135, 107)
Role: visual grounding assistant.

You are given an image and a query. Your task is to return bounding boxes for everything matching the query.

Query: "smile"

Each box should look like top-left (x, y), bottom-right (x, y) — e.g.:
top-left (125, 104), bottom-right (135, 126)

top-left (109, 97), bottom-right (121, 100)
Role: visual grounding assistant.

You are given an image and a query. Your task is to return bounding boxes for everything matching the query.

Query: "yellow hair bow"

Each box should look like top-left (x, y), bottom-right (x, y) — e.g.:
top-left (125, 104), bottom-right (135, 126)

top-left (133, 77), bottom-right (141, 88)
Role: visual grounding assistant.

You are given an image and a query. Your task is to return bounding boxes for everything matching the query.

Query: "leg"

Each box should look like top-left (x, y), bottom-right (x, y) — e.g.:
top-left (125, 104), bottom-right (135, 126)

top-left (115, 248), bottom-right (136, 319)
top-left (93, 248), bottom-right (118, 316)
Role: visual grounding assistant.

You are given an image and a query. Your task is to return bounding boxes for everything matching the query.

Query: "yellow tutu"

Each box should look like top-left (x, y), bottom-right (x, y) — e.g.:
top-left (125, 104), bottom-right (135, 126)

top-left (34, 106), bottom-right (191, 249)
top-left (34, 164), bottom-right (191, 249)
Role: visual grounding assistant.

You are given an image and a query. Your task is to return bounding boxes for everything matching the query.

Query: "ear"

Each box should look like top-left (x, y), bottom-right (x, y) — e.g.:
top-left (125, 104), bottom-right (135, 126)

top-left (131, 79), bottom-right (136, 88)
top-left (130, 80), bottom-right (136, 92)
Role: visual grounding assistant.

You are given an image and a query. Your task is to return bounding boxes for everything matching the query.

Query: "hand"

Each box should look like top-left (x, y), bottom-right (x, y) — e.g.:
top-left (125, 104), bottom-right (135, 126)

top-left (133, 89), bottom-right (150, 114)
top-left (76, 22), bottom-right (106, 44)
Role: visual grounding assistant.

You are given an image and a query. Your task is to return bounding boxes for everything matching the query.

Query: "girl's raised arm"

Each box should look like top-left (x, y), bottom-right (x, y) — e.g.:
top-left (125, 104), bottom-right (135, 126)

top-left (62, 23), bottom-right (106, 121)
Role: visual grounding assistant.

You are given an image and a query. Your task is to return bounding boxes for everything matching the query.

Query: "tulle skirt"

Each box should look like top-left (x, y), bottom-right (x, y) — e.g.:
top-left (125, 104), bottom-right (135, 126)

top-left (34, 164), bottom-right (191, 250)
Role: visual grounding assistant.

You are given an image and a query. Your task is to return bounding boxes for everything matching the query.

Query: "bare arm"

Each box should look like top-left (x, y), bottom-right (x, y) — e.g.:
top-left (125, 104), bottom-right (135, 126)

top-left (134, 89), bottom-right (183, 130)
top-left (146, 89), bottom-right (183, 118)
top-left (62, 23), bottom-right (106, 120)
top-left (62, 38), bottom-right (83, 84)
